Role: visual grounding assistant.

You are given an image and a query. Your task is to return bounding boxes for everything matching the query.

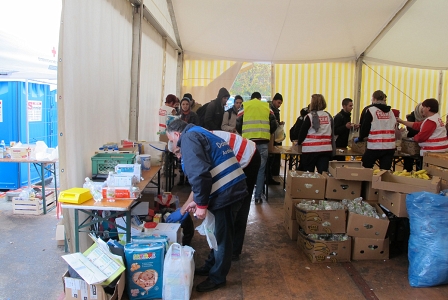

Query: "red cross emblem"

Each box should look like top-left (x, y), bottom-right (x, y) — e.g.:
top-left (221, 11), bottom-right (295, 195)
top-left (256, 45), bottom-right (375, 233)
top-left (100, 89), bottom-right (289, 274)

top-left (51, 47), bottom-right (56, 57)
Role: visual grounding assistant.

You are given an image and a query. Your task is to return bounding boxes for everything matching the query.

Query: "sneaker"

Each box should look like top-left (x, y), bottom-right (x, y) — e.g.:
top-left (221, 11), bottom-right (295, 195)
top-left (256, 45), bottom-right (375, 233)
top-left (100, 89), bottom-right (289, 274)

top-left (196, 277), bottom-right (226, 292)
top-left (194, 266), bottom-right (210, 276)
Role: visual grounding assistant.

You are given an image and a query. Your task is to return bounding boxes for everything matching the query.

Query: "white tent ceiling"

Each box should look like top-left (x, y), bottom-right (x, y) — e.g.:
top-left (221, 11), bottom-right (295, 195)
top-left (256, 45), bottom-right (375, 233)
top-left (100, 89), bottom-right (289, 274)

top-left (171, 0), bottom-right (448, 69)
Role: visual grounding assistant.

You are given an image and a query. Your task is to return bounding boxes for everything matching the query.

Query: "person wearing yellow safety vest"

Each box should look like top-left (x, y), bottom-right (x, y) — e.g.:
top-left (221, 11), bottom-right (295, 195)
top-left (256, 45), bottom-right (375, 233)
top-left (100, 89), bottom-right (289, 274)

top-left (356, 90), bottom-right (396, 170)
top-left (298, 94), bottom-right (335, 174)
top-left (236, 92), bottom-right (278, 204)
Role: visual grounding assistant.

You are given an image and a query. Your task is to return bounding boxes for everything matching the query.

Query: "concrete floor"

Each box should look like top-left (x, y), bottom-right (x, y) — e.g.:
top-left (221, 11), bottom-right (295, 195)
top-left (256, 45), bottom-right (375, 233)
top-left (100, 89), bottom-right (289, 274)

top-left (1, 174), bottom-right (448, 300)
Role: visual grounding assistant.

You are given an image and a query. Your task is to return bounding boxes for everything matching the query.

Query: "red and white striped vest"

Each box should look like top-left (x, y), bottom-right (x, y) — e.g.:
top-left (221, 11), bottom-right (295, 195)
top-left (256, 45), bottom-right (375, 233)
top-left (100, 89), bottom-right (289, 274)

top-left (367, 107), bottom-right (396, 150)
top-left (211, 131), bottom-right (256, 169)
top-left (302, 111), bottom-right (332, 153)
top-left (418, 113), bottom-right (448, 155)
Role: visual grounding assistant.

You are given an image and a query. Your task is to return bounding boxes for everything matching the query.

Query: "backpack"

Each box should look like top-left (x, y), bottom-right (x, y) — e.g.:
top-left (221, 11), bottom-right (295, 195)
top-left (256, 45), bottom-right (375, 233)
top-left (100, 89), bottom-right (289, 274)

top-left (196, 102), bottom-right (210, 127)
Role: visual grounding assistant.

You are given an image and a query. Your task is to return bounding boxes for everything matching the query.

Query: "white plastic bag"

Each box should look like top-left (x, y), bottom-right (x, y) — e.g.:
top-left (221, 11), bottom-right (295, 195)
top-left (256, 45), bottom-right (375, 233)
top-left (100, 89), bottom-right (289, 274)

top-left (162, 243), bottom-right (195, 300)
top-left (274, 124), bottom-right (286, 143)
top-left (195, 210), bottom-right (218, 251)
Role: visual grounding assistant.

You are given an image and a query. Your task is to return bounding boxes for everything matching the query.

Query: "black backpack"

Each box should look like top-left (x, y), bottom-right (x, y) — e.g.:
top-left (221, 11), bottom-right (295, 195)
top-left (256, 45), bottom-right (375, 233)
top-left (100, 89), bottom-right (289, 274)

top-left (196, 102), bottom-right (210, 127)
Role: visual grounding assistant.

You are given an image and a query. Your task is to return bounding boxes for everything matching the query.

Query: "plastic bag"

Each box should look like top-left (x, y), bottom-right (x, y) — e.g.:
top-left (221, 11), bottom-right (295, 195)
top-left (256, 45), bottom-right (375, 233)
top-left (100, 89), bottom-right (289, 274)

top-left (274, 124), bottom-right (286, 143)
top-left (162, 243), bottom-right (195, 300)
top-left (195, 211), bottom-right (218, 251)
top-left (407, 191), bottom-right (448, 287)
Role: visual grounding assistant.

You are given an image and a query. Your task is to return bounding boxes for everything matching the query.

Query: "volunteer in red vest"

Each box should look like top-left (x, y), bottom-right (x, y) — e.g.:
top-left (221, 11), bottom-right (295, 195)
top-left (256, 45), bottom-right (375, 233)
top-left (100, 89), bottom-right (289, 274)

top-left (297, 94), bottom-right (335, 174)
top-left (168, 130), bottom-right (261, 262)
top-left (396, 98), bottom-right (448, 156)
top-left (355, 90), bottom-right (396, 170)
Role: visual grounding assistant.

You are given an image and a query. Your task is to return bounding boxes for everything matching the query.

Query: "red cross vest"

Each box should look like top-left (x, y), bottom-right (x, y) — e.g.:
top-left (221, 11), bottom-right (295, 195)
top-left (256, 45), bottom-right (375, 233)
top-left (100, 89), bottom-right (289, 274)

top-left (418, 113), bottom-right (448, 155)
top-left (367, 107), bottom-right (396, 150)
top-left (211, 131), bottom-right (256, 169)
top-left (302, 111), bottom-right (332, 153)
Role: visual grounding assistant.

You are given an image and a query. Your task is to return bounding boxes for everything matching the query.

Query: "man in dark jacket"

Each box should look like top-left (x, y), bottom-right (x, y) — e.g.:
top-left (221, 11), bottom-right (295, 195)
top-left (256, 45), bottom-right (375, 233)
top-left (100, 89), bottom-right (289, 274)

top-left (290, 106), bottom-right (309, 142)
top-left (267, 93), bottom-right (284, 184)
top-left (166, 119), bottom-right (247, 293)
top-left (356, 90), bottom-right (396, 170)
top-left (204, 87), bottom-right (230, 130)
top-left (334, 98), bottom-right (358, 149)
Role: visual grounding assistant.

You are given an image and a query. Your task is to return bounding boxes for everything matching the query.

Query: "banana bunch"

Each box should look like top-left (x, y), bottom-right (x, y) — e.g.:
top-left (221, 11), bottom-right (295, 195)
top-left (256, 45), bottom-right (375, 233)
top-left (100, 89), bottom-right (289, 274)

top-left (392, 169), bottom-right (431, 180)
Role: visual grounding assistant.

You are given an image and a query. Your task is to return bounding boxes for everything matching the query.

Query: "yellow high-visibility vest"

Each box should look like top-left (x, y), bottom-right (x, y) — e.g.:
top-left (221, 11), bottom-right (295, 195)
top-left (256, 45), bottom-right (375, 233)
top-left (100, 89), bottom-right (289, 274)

top-left (242, 100), bottom-right (271, 140)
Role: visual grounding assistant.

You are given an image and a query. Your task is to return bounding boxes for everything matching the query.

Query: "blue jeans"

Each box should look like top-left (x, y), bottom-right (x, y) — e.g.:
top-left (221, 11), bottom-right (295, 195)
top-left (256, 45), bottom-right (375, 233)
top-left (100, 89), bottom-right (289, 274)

top-left (254, 143), bottom-right (268, 199)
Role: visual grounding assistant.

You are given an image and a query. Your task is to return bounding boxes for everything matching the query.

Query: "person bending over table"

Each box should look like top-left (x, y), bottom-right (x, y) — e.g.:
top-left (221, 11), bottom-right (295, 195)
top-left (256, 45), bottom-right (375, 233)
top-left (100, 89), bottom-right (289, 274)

top-left (165, 119), bottom-right (247, 293)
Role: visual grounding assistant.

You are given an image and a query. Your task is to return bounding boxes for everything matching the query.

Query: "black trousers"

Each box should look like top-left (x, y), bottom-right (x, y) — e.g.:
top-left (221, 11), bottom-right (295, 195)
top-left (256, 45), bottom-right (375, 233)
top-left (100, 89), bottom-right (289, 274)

top-left (298, 151), bottom-right (332, 174)
top-left (362, 149), bottom-right (395, 170)
top-left (233, 149), bottom-right (261, 255)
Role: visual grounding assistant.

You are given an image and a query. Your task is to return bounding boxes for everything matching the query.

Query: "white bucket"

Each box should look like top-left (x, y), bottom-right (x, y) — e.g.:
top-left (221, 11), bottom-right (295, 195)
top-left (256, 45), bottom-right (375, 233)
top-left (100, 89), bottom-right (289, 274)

top-left (142, 141), bottom-right (166, 166)
top-left (140, 154), bottom-right (151, 170)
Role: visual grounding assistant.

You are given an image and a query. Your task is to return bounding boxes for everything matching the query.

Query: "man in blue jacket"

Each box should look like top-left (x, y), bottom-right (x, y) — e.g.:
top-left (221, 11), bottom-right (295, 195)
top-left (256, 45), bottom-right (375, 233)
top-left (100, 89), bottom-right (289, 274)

top-left (165, 118), bottom-right (247, 292)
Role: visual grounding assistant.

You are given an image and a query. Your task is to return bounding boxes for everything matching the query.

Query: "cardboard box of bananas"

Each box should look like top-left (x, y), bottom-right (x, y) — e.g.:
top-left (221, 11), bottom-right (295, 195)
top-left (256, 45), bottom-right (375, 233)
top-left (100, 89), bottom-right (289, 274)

top-left (392, 169), bottom-right (431, 180)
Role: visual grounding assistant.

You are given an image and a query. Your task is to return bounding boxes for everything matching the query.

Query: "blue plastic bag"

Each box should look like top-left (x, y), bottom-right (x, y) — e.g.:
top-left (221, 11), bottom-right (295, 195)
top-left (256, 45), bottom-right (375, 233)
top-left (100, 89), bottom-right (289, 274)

top-left (407, 191), bottom-right (448, 287)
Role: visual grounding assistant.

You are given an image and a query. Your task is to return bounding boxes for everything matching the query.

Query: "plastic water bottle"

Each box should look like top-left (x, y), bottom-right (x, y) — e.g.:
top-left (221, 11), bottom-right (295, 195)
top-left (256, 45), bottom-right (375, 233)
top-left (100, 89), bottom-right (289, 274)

top-left (0, 140), bottom-right (5, 159)
top-left (83, 177), bottom-right (102, 202)
top-left (106, 172), bottom-right (116, 202)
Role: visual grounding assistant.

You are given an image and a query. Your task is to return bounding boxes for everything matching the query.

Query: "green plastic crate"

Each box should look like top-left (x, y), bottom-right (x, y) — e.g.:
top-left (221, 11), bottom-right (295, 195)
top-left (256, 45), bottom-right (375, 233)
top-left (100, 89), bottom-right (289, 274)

top-left (91, 153), bottom-right (135, 175)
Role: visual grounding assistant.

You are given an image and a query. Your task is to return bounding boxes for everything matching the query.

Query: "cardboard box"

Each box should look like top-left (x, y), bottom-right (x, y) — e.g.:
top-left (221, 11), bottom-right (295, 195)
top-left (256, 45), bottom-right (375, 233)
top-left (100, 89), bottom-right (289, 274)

top-left (62, 236), bottom-right (125, 285)
top-left (323, 172), bottom-right (362, 200)
top-left (283, 194), bottom-right (302, 220)
top-left (295, 205), bottom-right (346, 234)
top-left (286, 170), bottom-right (326, 199)
top-left (62, 271), bottom-right (125, 300)
top-left (297, 230), bottom-right (351, 263)
top-left (283, 211), bottom-right (299, 240)
top-left (372, 170), bottom-right (440, 194)
top-left (423, 152), bottom-right (448, 168)
top-left (378, 190), bottom-right (408, 218)
top-left (400, 138), bottom-right (420, 156)
top-left (153, 223), bottom-right (182, 244)
top-left (351, 237), bottom-right (389, 260)
top-left (346, 204), bottom-right (390, 239)
top-left (362, 181), bottom-right (379, 201)
top-left (350, 138), bottom-right (366, 154)
top-left (328, 161), bottom-right (373, 181)
top-left (10, 145), bottom-right (36, 159)
top-left (56, 221), bottom-right (65, 246)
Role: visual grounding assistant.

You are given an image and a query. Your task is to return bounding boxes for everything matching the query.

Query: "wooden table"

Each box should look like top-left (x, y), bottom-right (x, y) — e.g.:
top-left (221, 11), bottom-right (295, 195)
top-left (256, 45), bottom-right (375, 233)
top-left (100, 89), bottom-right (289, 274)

top-left (62, 166), bottom-right (161, 252)
top-left (62, 199), bottom-right (134, 252)
top-left (0, 157), bottom-right (58, 214)
top-left (137, 166), bottom-right (162, 195)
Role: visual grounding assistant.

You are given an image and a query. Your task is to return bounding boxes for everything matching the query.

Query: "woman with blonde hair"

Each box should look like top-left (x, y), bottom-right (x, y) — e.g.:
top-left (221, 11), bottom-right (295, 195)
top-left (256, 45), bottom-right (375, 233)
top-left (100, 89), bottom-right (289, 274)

top-left (297, 94), bottom-right (335, 173)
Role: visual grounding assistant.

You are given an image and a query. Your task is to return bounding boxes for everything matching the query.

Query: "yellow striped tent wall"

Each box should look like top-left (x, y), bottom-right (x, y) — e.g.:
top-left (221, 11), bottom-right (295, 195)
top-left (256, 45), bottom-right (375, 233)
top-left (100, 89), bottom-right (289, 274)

top-left (441, 70), bottom-right (448, 120)
top-left (275, 62), bottom-right (356, 145)
top-left (361, 63), bottom-right (442, 124)
top-left (182, 58), bottom-right (240, 103)
top-left (183, 59), bottom-right (235, 87)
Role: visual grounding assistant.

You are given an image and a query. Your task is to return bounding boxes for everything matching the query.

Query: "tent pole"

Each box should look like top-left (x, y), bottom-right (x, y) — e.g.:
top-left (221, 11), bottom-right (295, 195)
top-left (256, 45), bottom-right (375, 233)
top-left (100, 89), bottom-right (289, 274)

top-left (353, 54), bottom-right (364, 124)
top-left (25, 80), bottom-right (31, 188)
top-left (129, 4), bottom-right (142, 141)
top-left (438, 70), bottom-right (444, 117)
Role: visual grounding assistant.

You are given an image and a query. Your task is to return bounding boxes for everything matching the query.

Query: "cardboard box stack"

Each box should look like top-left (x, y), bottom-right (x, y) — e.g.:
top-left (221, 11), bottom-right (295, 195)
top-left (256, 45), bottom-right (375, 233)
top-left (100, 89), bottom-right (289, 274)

top-left (423, 152), bottom-right (448, 190)
top-left (283, 170), bottom-right (326, 240)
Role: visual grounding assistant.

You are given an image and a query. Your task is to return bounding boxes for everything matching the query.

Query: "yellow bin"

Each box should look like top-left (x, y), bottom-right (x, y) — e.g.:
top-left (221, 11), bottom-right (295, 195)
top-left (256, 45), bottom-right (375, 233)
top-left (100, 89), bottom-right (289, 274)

top-left (59, 188), bottom-right (92, 204)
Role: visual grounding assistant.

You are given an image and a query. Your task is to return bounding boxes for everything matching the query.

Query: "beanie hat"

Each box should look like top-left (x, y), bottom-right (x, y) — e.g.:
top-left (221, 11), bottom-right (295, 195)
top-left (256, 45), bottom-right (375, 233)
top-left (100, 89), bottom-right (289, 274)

top-left (183, 93), bottom-right (193, 100)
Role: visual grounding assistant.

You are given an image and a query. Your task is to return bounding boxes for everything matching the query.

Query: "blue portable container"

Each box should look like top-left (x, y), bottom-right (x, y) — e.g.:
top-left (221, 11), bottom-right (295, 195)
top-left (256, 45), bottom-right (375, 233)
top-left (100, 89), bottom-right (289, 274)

top-left (0, 81), bottom-right (58, 189)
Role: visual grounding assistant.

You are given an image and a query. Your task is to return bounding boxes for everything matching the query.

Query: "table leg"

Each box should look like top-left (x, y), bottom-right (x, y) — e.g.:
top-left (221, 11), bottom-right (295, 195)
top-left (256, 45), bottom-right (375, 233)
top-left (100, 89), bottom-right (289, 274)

top-left (283, 155), bottom-right (288, 190)
top-left (157, 168), bottom-right (161, 195)
top-left (126, 210), bottom-right (131, 244)
top-left (53, 162), bottom-right (58, 203)
top-left (41, 163), bottom-right (46, 214)
top-left (74, 209), bottom-right (79, 252)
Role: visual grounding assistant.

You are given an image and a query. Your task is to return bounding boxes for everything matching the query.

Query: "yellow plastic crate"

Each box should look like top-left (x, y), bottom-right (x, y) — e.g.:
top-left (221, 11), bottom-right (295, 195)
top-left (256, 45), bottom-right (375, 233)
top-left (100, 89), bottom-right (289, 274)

top-left (59, 188), bottom-right (92, 204)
